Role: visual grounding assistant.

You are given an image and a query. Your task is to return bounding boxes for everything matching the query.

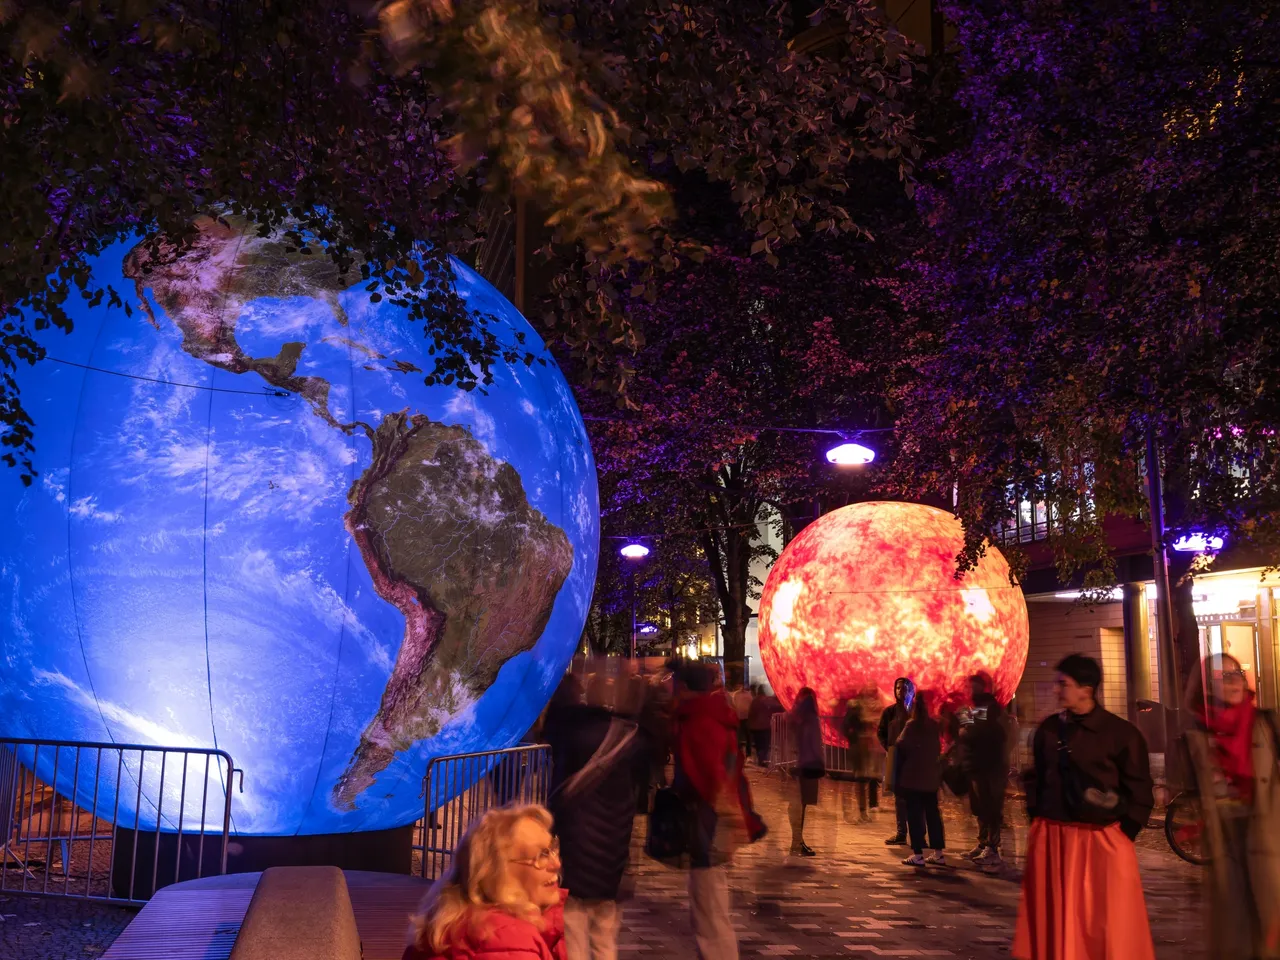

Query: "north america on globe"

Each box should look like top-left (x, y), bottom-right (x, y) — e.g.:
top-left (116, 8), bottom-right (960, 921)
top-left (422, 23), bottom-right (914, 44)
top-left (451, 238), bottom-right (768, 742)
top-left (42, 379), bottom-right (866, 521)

top-left (0, 216), bottom-right (598, 835)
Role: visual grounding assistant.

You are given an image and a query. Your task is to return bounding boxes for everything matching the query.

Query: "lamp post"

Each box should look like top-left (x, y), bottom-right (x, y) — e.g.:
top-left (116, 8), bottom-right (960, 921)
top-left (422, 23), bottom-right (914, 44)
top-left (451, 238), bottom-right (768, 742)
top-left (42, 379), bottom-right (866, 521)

top-left (620, 543), bottom-right (651, 659)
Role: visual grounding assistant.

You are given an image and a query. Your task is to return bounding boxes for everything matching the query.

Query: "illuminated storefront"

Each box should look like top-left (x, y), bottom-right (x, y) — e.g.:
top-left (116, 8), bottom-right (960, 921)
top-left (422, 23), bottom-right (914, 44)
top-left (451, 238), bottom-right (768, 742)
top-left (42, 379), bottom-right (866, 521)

top-left (1021, 567), bottom-right (1280, 725)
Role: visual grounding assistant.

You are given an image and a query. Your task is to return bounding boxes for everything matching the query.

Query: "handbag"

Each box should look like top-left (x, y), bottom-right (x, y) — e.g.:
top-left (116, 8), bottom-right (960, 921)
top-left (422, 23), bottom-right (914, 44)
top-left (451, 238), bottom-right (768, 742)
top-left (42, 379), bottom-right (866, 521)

top-left (644, 786), bottom-right (691, 862)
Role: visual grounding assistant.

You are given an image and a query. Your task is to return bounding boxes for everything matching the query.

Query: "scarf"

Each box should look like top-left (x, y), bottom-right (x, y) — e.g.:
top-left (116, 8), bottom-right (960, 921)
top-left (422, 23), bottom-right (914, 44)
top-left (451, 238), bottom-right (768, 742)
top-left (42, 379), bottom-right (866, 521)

top-left (1202, 695), bottom-right (1257, 803)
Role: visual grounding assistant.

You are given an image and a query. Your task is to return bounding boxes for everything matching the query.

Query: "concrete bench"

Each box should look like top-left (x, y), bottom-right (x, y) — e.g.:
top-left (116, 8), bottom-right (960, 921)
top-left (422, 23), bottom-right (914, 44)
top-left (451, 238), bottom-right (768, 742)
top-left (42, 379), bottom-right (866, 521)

top-left (229, 866), bottom-right (362, 960)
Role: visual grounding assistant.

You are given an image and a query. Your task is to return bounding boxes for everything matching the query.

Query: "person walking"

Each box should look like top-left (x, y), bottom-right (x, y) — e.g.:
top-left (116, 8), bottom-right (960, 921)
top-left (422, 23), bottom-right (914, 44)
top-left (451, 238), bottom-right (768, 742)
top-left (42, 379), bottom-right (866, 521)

top-left (841, 686), bottom-right (880, 823)
top-left (748, 687), bottom-right (775, 766)
top-left (894, 690), bottom-right (946, 866)
top-left (1013, 654), bottom-right (1156, 960)
top-left (402, 805), bottom-right (565, 960)
top-left (789, 687), bottom-right (826, 856)
top-left (732, 685), bottom-right (754, 755)
top-left (673, 661), bottom-right (767, 960)
top-left (877, 677), bottom-right (915, 845)
top-left (959, 672), bottom-right (1009, 869)
top-left (543, 671), bottom-right (645, 960)
top-left (1181, 653), bottom-right (1280, 959)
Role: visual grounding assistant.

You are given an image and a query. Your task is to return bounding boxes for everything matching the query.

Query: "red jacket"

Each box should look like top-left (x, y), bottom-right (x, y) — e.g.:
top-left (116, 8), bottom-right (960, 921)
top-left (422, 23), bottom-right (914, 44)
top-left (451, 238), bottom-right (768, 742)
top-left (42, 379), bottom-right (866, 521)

top-left (402, 899), bottom-right (566, 960)
top-left (675, 692), bottom-right (741, 806)
top-left (674, 692), bottom-right (766, 852)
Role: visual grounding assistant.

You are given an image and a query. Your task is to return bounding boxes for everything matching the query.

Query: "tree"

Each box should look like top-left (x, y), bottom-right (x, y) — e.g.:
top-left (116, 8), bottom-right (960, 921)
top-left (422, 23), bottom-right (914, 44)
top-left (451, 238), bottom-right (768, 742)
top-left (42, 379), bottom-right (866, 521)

top-left (1, 0), bottom-right (922, 484)
top-left (890, 0), bottom-right (1280, 590)
top-left (585, 529), bottom-right (719, 658)
top-left (582, 230), bottom-right (904, 673)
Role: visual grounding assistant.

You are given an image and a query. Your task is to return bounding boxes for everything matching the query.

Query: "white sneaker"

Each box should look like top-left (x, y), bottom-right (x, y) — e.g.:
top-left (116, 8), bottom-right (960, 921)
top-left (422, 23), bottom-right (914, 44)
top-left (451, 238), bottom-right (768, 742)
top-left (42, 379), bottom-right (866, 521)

top-left (925, 851), bottom-right (946, 865)
top-left (962, 845), bottom-right (985, 860)
top-left (902, 853), bottom-right (927, 867)
top-left (975, 847), bottom-right (1003, 869)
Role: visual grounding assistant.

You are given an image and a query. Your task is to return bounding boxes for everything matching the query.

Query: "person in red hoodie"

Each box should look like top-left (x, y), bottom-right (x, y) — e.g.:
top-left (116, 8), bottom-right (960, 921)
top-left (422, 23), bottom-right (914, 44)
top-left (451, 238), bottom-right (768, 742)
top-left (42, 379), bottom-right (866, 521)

top-left (403, 804), bottom-right (566, 960)
top-left (673, 661), bottom-right (767, 960)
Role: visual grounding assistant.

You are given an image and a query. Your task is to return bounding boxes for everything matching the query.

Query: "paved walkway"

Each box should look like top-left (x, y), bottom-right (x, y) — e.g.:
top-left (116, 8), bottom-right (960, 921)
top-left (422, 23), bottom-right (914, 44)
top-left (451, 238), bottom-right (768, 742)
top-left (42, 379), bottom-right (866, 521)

top-left (5, 767), bottom-right (1204, 959)
top-left (622, 767), bottom-right (1204, 959)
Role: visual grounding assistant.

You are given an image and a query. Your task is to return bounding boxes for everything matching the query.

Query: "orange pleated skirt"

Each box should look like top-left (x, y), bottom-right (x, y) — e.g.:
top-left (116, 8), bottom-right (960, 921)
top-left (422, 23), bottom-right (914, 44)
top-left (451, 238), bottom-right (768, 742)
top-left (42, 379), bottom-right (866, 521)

top-left (1012, 819), bottom-right (1156, 960)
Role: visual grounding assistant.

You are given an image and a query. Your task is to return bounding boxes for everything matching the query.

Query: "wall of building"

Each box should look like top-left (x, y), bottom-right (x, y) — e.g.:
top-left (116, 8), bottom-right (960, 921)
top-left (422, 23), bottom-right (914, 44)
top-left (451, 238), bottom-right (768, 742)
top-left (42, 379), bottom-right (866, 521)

top-left (1018, 600), bottom-right (1125, 724)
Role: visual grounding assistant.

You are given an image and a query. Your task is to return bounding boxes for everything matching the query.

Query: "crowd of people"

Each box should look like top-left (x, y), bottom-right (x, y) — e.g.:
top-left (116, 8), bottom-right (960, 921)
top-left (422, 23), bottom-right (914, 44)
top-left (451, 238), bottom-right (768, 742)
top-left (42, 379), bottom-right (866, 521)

top-left (400, 652), bottom-right (1279, 960)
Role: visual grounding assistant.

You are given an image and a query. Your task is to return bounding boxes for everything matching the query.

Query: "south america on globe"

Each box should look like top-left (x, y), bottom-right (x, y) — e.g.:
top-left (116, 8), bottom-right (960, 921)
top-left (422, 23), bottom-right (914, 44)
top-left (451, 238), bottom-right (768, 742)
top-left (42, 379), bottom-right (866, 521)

top-left (0, 217), bottom-right (598, 835)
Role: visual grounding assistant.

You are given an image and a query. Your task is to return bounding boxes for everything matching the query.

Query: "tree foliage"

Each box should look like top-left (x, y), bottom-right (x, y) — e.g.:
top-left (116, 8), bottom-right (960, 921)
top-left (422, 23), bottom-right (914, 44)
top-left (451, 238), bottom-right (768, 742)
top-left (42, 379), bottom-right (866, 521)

top-left (1, 0), bottom-right (921, 485)
top-left (890, 0), bottom-right (1280, 583)
top-left (582, 232), bottom-right (904, 667)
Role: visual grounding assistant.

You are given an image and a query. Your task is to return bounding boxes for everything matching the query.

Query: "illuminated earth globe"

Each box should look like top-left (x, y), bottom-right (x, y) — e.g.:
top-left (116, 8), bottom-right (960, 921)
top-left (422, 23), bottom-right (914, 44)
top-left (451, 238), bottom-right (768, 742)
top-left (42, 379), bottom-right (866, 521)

top-left (0, 219), bottom-right (599, 835)
top-left (758, 501), bottom-right (1028, 726)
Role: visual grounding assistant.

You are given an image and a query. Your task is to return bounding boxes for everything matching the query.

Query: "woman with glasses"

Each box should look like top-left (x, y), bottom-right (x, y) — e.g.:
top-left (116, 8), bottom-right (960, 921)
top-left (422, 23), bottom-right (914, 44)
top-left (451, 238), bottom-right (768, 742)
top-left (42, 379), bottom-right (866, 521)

top-left (403, 804), bottom-right (566, 960)
top-left (1182, 653), bottom-right (1280, 959)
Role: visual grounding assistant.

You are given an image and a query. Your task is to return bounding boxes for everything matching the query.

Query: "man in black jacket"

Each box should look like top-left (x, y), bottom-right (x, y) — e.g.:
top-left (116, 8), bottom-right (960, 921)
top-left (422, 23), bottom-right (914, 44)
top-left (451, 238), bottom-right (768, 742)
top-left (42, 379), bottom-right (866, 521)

top-left (877, 676), bottom-right (915, 845)
top-left (959, 672), bottom-right (1008, 868)
top-left (1013, 654), bottom-right (1156, 959)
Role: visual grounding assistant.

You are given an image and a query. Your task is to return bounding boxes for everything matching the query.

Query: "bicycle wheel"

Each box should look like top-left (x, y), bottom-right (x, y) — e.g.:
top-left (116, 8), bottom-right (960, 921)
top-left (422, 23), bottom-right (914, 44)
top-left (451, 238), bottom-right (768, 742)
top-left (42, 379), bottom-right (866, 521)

top-left (1165, 793), bottom-right (1209, 866)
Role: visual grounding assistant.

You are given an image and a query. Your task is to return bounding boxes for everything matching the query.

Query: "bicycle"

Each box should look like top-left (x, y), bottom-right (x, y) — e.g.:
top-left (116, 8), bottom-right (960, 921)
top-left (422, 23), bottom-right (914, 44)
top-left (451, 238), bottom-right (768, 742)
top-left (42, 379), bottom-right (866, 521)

top-left (1163, 791), bottom-right (1208, 866)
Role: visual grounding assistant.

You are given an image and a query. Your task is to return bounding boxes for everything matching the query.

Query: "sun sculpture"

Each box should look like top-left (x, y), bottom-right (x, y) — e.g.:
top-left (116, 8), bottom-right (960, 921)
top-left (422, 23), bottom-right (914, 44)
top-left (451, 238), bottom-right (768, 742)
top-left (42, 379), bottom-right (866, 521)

top-left (758, 502), bottom-right (1028, 726)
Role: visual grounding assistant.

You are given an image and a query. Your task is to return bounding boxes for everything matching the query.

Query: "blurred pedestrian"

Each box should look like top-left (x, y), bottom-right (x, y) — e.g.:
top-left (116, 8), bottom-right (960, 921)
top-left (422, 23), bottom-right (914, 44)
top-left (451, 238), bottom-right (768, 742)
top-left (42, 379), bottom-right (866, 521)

top-left (673, 661), bottom-right (766, 960)
top-left (1181, 653), bottom-right (1280, 959)
top-left (895, 690), bottom-right (945, 866)
top-left (959, 672), bottom-right (1009, 869)
top-left (841, 685), bottom-right (880, 823)
top-left (732, 685), bottom-right (754, 755)
top-left (789, 686), bottom-right (825, 856)
top-left (544, 671), bottom-right (645, 960)
top-left (877, 677), bottom-right (915, 845)
top-left (402, 804), bottom-right (565, 960)
top-left (748, 686), bottom-right (775, 766)
top-left (1013, 654), bottom-right (1155, 960)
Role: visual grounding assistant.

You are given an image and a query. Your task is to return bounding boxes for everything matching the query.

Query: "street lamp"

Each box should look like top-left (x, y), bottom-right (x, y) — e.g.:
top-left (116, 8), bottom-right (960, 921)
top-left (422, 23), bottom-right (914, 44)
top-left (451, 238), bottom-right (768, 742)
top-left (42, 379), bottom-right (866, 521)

top-left (620, 542), bottom-right (651, 658)
top-left (1172, 532), bottom-right (1225, 553)
top-left (825, 441), bottom-right (876, 466)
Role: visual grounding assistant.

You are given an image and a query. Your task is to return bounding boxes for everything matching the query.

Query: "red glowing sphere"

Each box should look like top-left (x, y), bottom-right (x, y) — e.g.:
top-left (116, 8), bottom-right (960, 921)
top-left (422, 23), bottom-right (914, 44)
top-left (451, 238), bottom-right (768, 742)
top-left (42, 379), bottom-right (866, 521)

top-left (758, 502), bottom-right (1028, 720)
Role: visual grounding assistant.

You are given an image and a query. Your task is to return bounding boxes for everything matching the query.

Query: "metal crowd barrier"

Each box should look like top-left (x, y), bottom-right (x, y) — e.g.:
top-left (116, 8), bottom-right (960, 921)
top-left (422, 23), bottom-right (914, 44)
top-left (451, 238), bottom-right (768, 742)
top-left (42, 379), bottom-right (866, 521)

top-left (767, 713), bottom-right (860, 777)
top-left (0, 738), bottom-right (239, 903)
top-left (415, 744), bottom-right (552, 880)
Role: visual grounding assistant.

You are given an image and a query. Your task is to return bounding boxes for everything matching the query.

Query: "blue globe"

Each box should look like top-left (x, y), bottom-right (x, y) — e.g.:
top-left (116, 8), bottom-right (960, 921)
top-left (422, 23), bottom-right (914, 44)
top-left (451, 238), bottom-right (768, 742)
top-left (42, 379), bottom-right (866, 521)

top-left (0, 219), bottom-right (599, 836)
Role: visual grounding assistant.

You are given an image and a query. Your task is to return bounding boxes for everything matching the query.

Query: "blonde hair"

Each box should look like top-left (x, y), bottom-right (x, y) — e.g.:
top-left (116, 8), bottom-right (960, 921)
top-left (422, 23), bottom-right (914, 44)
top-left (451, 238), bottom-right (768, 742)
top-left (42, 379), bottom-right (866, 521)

top-left (410, 804), bottom-right (554, 954)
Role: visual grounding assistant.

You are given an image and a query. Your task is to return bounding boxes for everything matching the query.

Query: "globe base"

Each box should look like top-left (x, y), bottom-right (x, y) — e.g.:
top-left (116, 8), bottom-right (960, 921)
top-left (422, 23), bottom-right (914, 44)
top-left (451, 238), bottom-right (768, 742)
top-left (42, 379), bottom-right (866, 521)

top-left (111, 824), bottom-right (414, 899)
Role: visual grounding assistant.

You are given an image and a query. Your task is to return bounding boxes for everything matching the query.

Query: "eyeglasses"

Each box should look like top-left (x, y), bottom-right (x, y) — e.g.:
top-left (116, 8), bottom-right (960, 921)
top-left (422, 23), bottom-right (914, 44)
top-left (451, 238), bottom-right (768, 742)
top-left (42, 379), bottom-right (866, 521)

top-left (1218, 669), bottom-right (1246, 682)
top-left (510, 839), bottom-right (560, 870)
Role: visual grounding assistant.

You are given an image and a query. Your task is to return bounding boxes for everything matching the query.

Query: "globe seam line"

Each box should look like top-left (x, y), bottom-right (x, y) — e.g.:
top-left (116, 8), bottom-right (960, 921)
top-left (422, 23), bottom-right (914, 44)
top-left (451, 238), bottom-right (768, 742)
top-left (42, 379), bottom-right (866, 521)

top-left (298, 311), bottom-right (360, 836)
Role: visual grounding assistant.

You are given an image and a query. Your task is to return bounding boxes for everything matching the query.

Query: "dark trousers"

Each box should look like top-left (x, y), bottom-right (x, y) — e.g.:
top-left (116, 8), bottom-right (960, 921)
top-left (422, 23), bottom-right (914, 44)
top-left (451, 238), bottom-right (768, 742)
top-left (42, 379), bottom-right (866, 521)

top-left (893, 786), bottom-right (908, 834)
top-left (970, 772), bottom-right (1006, 850)
top-left (853, 778), bottom-right (879, 815)
top-left (738, 720), bottom-right (751, 753)
top-left (904, 789), bottom-right (945, 854)
top-left (751, 729), bottom-right (771, 765)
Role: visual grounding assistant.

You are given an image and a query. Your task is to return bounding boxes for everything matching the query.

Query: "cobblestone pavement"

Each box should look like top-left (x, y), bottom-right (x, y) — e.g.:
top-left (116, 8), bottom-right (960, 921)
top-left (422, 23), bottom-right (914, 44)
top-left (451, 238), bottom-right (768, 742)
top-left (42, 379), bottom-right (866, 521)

top-left (0, 893), bottom-right (135, 960)
top-left (2, 766), bottom-right (1204, 960)
top-left (621, 767), bottom-right (1204, 960)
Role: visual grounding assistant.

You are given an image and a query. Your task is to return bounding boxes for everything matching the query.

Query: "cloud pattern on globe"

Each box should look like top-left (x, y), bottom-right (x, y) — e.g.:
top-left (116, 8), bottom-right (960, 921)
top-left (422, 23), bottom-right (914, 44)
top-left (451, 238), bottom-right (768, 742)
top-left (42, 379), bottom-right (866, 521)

top-left (0, 219), bottom-right (599, 836)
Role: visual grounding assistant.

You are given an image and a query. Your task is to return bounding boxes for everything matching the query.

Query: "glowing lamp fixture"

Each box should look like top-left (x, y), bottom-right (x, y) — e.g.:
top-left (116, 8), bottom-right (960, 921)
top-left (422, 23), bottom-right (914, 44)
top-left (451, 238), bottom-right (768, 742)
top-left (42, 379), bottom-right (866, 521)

top-left (825, 442), bottom-right (876, 466)
top-left (1172, 532), bottom-right (1225, 553)
top-left (619, 542), bottom-right (651, 559)
top-left (1054, 588), bottom-right (1125, 602)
